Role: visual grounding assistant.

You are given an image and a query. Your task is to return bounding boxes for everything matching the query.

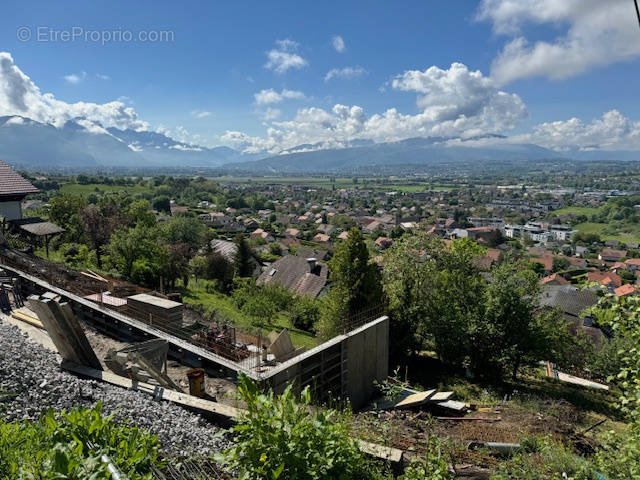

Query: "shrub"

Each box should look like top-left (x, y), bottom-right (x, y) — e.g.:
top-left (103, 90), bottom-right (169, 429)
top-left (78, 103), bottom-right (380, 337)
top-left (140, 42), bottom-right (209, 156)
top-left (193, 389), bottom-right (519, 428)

top-left (220, 375), bottom-right (388, 480)
top-left (288, 295), bottom-right (320, 332)
top-left (399, 438), bottom-right (453, 480)
top-left (0, 404), bottom-right (161, 479)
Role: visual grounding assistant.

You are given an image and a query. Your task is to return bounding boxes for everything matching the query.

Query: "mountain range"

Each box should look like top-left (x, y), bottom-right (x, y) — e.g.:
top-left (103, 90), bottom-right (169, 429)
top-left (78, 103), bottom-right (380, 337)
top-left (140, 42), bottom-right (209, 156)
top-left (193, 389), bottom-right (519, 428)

top-left (0, 115), bottom-right (258, 170)
top-left (0, 115), bottom-right (639, 173)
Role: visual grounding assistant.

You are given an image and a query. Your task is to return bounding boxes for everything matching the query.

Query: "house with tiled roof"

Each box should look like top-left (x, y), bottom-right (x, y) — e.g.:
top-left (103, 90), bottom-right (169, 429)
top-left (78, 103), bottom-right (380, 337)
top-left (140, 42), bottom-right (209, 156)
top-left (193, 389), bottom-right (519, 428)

top-left (0, 160), bottom-right (39, 221)
top-left (587, 271), bottom-right (623, 289)
top-left (541, 273), bottom-right (570, 286)
top-left (615, 284), bottom-right (637, 297)
top-left (257, 255), bottom-right (328, 298)
top-left (599, 248), bottom-right (627, 262)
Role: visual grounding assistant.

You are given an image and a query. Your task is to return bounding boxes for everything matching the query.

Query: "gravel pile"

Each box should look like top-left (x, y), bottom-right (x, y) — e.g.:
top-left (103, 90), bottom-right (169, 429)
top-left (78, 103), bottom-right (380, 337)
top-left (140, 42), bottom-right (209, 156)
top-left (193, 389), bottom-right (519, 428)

top-left (0, 318), bottom-right (230, 457)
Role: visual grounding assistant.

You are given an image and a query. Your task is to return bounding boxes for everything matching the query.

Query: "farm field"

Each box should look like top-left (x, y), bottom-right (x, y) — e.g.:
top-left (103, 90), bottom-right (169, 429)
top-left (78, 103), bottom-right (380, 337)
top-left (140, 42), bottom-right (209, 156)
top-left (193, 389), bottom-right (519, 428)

top-left (574, 222), bottom-right (640, 244)
top-left (60, 183), bottom-right (153, 196)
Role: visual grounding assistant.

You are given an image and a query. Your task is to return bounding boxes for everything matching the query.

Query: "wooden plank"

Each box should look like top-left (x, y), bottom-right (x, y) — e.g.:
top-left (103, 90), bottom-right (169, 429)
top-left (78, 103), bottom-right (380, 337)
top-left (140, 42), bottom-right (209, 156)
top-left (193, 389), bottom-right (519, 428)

top-left (356, 440), bottom-right (403, 463)
top-left (436, 400), bottom-right (467, 412)
top-left (429, 391), bottom-right (454, 402)
top-left (11, 310), bottom-right (44, 329)
top-left (394, 389), bottom-right (436, 408)
top-left (61, 361), bottom-right (242, 419)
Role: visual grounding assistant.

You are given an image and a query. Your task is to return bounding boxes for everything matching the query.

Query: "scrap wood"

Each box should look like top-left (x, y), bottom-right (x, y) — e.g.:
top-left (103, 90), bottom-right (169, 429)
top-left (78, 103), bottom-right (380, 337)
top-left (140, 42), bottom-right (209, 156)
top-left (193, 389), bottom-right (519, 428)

top-left (546, 361), bottom-right (609, 391)
top-left (61, 361), bottom-right (404, 464)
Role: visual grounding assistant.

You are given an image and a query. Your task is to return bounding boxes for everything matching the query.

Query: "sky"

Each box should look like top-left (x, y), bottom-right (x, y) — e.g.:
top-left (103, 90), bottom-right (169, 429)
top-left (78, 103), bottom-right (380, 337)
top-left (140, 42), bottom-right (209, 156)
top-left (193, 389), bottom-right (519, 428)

top-left (1, 0), bottom-right (640, 154)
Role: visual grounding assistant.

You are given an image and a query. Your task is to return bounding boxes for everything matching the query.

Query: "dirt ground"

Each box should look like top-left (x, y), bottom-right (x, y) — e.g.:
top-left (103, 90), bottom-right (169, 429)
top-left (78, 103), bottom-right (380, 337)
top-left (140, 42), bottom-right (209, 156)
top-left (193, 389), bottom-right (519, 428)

top-left (83, 324), bottom-right (239, 405)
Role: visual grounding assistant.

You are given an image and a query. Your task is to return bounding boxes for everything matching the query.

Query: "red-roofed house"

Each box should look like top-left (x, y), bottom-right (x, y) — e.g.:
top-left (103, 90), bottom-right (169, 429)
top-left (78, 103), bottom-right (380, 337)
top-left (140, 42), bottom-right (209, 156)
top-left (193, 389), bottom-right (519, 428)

top-left (541, 273), bottom-right (570, 286)
top-left (374, 237), bottom-right (394, 250)
top-left (615, 284), bottom-right (637, 297)
top-left (587, 271), bottom-right (622, 289)
top-left (599, 248), bottom-right (627, 262)
top-left (625, 258), bottom-right (640, 273)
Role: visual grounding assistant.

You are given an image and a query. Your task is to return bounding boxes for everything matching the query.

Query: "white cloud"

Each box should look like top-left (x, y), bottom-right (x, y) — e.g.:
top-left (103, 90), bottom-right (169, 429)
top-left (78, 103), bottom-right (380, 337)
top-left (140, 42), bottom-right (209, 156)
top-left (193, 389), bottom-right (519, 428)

top-left (64, 71), bottom-right (87, 84)
top-left (265, 39), bottom-right (308, 74)
top-left (191, 109), bottom-right (212, 119)
top-left (254, 88), bottom-right (305, 105)
top-left (477, 0), bottom-right (640, 84)
top-left (332, 35), bottom-right (346, 53)
top-left (96, 73), bottom-right (110, 80)
top-left (521, 110), bottom-right (640, 151)
top-left (222, 63), bottom-right (527, 154)
top-left (324, 66), bottom-right (368, 82)
top-left (262, 107), bottom-right (282, 121)
top-left (0, 52), bottom-right (149, 130)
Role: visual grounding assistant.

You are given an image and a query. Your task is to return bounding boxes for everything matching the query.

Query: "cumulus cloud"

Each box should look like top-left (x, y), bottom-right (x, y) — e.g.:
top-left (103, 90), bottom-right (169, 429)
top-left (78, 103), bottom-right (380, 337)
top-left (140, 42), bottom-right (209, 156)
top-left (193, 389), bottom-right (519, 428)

top-left (522, 110), bottom-right (640, 151)
top-left (254, 88), bottom-right (305, 105)
top-left (332, 35), bottom-right (346, 53)
top-left (222, 63), bottom-right (527, 154)
top-left (0, 52), bottom-right (149, 130)
top-left (324, 66), bottom-right (368, 82)
top-left (477, 0), bottom-right (640, 84)
top-left (265, 39), bottom-right (308, 74)
top-left (64, 71), bottom-right (87, 84)
top-left (96, 73), bottom-right (110, 80)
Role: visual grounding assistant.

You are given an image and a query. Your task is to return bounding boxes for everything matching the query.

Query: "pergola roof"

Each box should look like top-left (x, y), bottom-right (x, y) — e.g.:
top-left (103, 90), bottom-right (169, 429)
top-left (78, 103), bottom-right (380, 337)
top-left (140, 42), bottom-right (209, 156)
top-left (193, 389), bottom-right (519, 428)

top-left (18, 221), bottom-right (65, 236)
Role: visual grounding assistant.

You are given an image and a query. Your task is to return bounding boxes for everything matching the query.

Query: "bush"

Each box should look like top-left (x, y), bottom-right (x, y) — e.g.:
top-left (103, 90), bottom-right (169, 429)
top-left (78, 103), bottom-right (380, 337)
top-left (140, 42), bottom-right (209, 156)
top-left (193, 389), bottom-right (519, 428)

top-left (0, 404), bottom-right (161, 479)
top-left (288, 295), bottom-right (320, 332)
top-left (588, 335), bottom-right (636, 381)
top-left (399, 438), bottom-right (453, 480)
top-left (220, 375), bottom-right (388, 480)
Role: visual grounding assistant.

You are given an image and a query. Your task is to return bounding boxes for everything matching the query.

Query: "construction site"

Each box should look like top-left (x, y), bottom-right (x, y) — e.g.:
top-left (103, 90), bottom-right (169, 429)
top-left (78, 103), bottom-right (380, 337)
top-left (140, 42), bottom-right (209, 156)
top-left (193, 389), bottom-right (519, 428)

top-left (0, 246), bottom-right (390, 407)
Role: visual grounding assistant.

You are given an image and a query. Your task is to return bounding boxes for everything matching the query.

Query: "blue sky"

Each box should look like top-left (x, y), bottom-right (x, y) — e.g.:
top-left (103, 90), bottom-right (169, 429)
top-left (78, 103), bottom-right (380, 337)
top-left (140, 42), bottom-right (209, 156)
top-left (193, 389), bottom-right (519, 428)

top-left (1, 0), bottom-right (640, 153)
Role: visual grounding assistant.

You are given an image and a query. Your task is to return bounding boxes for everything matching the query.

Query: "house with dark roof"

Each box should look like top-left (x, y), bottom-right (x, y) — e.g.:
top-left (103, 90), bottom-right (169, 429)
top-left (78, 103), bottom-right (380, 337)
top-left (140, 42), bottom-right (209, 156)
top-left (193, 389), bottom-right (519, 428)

top-left (539, 285), bottom-right (604, 344)
top-left (0, 160), bottom-right (64, 256)
top-left (0, 160), bottom-right (39, 221)
top-left (257, 255), bottom-right (328, 299)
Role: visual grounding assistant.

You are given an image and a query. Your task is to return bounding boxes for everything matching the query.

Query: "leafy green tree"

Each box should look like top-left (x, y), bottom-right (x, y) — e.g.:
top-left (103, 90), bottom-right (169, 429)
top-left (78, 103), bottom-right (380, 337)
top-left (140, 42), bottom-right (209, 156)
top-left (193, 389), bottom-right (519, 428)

top-left (78, 204), bottom-right (115, 268)
top-left (107, 225), bottom-right (161, 279)
top-left (127, 199), bottom-right (155, 227)
top-left (48, 194), bottom-right (87, 243)
top-left (160, 216), bottom-right (206, 252)
top-left (152, 195), bottom-right (171, 214)
top-left (318, 228), bottom-right (382, 339)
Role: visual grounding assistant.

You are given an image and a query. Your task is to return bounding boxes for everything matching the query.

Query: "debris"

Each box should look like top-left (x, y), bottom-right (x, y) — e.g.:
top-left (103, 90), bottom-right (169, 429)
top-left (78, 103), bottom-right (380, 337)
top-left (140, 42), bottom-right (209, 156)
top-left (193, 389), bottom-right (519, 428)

top-left (394, 389), bottom-right (436, 409)
top-left (104, 339), bottom-right (181, 391)
top-left (468, 441), bottom-right (520, 455)
top-left (268, 329), bottom-right (306, 362)
top-left (546, 362), bottom-right (609, 391)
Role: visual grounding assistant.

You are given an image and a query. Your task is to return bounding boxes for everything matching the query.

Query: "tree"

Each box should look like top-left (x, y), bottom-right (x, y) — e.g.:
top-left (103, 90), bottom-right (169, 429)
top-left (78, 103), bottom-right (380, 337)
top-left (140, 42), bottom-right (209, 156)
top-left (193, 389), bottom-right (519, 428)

top-left (318, 228), bottom-right (382, 339)
top-left (48, 194), bottom-right (87, 243)
top-left (152, 195), bottom-right (171, 214)
top-left (234, 235), bottom-right (254, 277)
top-left (78, 204), bottom-right (115, 268)
top-left (203, 252), bottom-right (235, 292)
top-left (107, 225), bottom-right (160, 280)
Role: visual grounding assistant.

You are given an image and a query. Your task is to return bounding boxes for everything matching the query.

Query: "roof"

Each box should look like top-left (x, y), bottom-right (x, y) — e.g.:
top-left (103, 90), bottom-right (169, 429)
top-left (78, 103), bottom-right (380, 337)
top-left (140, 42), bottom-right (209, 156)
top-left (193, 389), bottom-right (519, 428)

top-left (257, 255), bottom-right (327, 298)
top-left (0, 160), bottom-right (39, 197)
top-left (541, 273), bottom-right (570, 286)
top-left (615, 284), bottom-right (637, 297)
top-left (210, 239), bottom-right (238, 263)
top-left (625, 258), bottom-right (640, 266)
top-left (587, 271), bottom-right (622, 287)
top-left (540, 285), bottom-right (597, 317)
top-left (531, 255), bottom-right (554, 271)
top-left (600, 248), bottom-right (627, 259)
top-left (18, 221), bottom-right (64, 236)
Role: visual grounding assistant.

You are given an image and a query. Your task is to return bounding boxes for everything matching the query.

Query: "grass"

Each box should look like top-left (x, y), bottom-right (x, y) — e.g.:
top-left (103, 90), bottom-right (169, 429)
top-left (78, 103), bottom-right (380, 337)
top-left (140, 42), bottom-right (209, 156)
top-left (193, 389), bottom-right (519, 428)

top-left (60, 183), bottom-right (153, 196)
top-left (178, 279), bottom-right (318, 349)
top-left (550, 206), bottom-right (602, 217)
top-left (574, 222), bottom-right (640, 244)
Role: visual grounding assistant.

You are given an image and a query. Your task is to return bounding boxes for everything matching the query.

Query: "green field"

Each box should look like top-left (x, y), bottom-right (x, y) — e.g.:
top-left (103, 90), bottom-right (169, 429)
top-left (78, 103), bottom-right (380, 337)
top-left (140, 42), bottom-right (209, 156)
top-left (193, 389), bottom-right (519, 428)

top-left (178, 279), bottom-right (318, 349)
top-left (550, 206), bottom-right (602, 216)
top-left (574, 222), bottom-right (640, 244)
top-left (60, 183), bottom-right (153, 196)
